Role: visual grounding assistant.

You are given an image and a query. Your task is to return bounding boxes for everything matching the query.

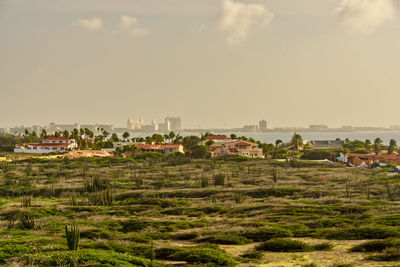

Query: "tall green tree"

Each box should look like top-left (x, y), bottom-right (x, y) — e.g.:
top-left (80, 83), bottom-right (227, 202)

top-left (388, 139), bottom-right (397, 155)
top-left (364, 139), bottom-right (371, 152)
top-left (289, 133), bottom-right (303, 151)
top-left (151, 134), bottom-right (164, 144)
top-left (122, 132), bottom-right (130, 140)
top-left (373, 138), bottom-right (383, 155)
top-left (145, 136), bottom-right (152, 144)
top-left (40, 129), bottom-right (47, 138)
top-left (168, 131), bottom-right (176, 143)
top-left (275, 139), bottom-right (283, 159)
top-left (111, 133), bottom-right (119, 142)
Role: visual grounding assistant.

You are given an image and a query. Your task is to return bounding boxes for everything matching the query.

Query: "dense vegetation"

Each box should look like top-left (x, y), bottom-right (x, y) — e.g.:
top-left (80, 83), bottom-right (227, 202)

top-left (1, 155), bottom-right (400, 266)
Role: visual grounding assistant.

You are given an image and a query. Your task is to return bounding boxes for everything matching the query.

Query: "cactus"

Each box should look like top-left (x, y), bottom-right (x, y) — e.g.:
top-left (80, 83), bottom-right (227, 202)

top-left (84, 176), bottom-right (110, 193)
top-left (213, 172), bottom-right (225, 186)
top-left (69, 192), bottom-right (77, 206)
top-left (19, 212), bottom-right (35, 229)
top-left (233, 192), bottom-right (244, 204)
top-left (201, 176), bottom-right (209, 188)
top-left (89, 189), bottom-right (114, 206)
top-left (65, 222), bottom-right (80, 250)
top-left (21, 194), bottom-right (32, 207)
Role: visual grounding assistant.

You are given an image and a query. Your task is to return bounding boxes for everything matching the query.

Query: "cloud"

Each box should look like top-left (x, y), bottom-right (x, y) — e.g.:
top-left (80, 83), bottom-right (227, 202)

top-left (116, 15), bottom-right (149, 36)
top-left (74, 17), bottom-right (103, 31)
top-left (217, 0), bottom-right (274, 45)
top-left (336, 0), bottom-right (396, 34)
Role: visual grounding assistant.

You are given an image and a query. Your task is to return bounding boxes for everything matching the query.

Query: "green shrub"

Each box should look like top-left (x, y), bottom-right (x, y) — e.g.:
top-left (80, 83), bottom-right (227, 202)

top-left (172, 232), bottom-right (198, 240)
top-left (199, 234), bottom-right (250, 245)
top-left (172, 247), bottom-right (235, 266)
top-left (256, 238), bottom-right (312, 252)
top-left (239, 250), bottom-right (263, 260)
top-left (20, 249), bottom-right (166, 266)
top-left (120, 219), bottom-right (147, 233)
top-left (350, 239), bottom-right (400, 252)
top-left (319, 226), bottom-right (400, 240)
top-left (243, 227), bottom-right (292, 242)
top-left (313, 242), bottom-right (333, 251)
top-left (367, 248), bottom-right (400, 261)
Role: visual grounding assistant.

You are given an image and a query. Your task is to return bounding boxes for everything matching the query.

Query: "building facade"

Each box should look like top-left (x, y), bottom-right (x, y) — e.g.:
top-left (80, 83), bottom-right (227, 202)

top-left (259, 120), bottom-right (267, 132)
top-left (165, 116), bottom-right (181, 131)
top-left (127, 117), bottom-right (144, 130)
top-left (211, 140), bottom-right (264, 158)
top-left (14, 137), bottom-right (78, 154)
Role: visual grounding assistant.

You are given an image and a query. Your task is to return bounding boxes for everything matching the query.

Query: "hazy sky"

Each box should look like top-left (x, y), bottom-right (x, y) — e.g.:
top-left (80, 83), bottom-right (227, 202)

top-left (1, 0), bottom-right (400, 129)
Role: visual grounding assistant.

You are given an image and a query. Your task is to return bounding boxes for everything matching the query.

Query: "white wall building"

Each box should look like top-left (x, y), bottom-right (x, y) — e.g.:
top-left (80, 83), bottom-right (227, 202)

top-left (14, 137), bottom-right (77, 154)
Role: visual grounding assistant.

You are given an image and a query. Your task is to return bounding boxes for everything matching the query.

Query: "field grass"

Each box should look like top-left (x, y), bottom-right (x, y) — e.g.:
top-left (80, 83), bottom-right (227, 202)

top-left (1, 156), bottom-right (400, 266)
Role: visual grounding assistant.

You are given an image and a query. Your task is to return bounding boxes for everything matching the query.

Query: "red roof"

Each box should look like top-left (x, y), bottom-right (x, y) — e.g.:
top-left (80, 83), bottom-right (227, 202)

top-left (228, 148), bottom-right (239, 153)
top-left (235, 141), bottom-right (252, 147)
top-left (42, 137), bottom-right (70, 141)
top-left (27, 143), bottom-right (70, 147)
top-left (206, 135), bottom-right (230, 140)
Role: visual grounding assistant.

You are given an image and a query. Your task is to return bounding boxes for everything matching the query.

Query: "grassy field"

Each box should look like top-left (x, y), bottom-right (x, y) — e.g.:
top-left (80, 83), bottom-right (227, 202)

top-left (1, 155), bottom-right (400, 266)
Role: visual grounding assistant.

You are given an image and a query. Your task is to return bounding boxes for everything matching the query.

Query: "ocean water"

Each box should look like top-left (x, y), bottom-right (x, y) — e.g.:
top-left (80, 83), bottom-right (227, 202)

top-left (131, 131), bottom-right (400, 145)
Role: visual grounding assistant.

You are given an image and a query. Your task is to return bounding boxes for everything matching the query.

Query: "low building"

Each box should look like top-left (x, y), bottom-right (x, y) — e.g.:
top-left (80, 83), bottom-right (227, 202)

top-left (136, 144), bottom-right (184, 154)
top-left (309, 125), bottom-right (328, 131)
top-left (211, 140), bottom-right (264, 158)
top-left (64, 150), bottom-right (110, 159)
top-left (341, 153), bottom-right (400, 167)
top-left (14, 137), bottom-right (77, 154)
top-left (308, 140), bottom-right (345, 149)
top-left (242, 125), bottom-right (259, 132)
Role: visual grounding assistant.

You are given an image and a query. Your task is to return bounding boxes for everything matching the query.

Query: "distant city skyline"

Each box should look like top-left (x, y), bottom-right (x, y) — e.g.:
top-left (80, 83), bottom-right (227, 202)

top-left (2, 116), bottom-right (400, 131)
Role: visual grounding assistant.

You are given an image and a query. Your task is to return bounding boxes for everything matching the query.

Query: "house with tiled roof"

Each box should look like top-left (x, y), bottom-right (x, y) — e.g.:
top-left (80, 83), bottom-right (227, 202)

top-left (307, 140), bottom-right (345, 149)
top-left (343, 153), bottom-right (400, 167)
top-left (211, 140), bottom-right (264, 158)
top-left (14, 137), bottom-right (77, 154)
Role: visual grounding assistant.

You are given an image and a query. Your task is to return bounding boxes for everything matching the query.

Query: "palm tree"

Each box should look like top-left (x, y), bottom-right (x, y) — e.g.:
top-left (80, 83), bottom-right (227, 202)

top-left (364, 139), bottom-right (371, 152)
top-left (79, 128), bottom-right (85, 138)
top-left (123, 132), bottom-right (130, 140)
top-left (388, 139), bottom-right (397, 155)
top-left (275, 139), bottom-right (282, 159)
top-left (289, 133), bottom-right (303, 151)
top-left (151, 134), bottom-right (164, 145)
top-left (40, 129), bottom-right (47, 138)
top-left (145, 136), bottom-right (152, 144)
top-left (164, 134), bottom-right (170, 143)
top-left (373, 138), bottom-right (383, 155)
top-left (168, 131), bottom-right (176, 143)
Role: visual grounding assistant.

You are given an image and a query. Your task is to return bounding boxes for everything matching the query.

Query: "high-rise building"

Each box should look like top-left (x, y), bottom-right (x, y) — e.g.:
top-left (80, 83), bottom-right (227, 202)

top-left (127, 117), bottom-right (144, 130)
top-left (165, 116), bottom-right (181, 131)
top-left (259, 120), bottom-right (267, 132)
